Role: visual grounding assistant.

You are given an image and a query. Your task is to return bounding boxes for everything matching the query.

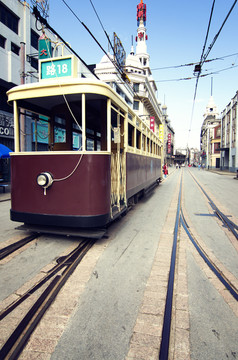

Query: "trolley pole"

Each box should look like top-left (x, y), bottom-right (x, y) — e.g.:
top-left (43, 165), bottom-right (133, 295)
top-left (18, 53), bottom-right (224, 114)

top-left (20, 41), bottom-right (26, 151)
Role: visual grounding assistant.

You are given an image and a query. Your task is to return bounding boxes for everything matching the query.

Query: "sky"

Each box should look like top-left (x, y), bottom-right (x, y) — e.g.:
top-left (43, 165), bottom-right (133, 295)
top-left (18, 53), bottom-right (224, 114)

top-left (43, 0), bottom-right (238, 149)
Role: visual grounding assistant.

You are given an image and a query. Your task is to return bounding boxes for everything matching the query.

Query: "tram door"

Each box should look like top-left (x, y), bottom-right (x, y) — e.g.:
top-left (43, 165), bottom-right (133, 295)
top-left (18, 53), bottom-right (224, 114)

top-left (110, 109), bottom-right (126, 217)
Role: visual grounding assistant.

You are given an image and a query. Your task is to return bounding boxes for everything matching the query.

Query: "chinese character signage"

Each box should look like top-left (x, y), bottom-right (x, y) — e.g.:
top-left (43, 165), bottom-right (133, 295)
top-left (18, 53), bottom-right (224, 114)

top-left (40, 56), bottom-right (78, 81)
top-left (39, 36), bottom-right (52, 59)
top-left (150, 116), bottom-right (155, 132)
top-left (159, 124), bottom-right (163, 141)
top-left (167, 133), bottom-right (171, 154)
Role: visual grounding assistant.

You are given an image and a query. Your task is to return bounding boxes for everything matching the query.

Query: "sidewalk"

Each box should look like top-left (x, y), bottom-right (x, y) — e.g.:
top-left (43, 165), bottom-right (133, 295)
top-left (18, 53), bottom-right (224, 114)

top-left (0, 182), bottom-right (11, 201)
top-left (207, 169), bottom-right (238, 178)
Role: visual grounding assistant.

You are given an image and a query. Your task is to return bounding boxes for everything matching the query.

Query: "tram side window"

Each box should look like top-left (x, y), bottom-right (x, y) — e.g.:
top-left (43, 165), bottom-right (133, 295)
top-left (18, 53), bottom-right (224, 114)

top-left (54, 116), bottom-right (66, 143)
top-left (111, 109), bottom-right (118, 144)
top-left (32, 116), bottom-right (50, 151)
top-left (85, 97), bottom-right (107, 151)
top-left (136, 129), bottom-right (141, 150)
top-left (72, 123), bottom-right (82, 150)
top-left (147, 138), bottom-right (150, 153)
top-left (142, 134), bottom-right (146, 151)
top-left (128, 123), bottom-right (135, 147)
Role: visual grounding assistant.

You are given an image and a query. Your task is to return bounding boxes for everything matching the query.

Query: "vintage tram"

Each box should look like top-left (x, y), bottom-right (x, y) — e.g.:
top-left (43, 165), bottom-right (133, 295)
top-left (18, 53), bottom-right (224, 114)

top-left (7, 71), bottom-right (162, 235)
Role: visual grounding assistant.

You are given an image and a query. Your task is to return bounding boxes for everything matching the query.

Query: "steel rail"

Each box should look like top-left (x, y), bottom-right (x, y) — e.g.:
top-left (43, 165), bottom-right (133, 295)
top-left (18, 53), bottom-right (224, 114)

top-left (159, 169), bottom-right (238, 360)
top-left (159, 176), bottom-right (182, 360)
top-left (180, 212), bottom-right (238, 301)
top-left (0, 239), bottom-right (95, 360)
top-left (0, 234), bottom-right (39, 261)
top-left (189, 170), bottom-right (238, 240)
top-left (0, 239), bottom-right (89, 321)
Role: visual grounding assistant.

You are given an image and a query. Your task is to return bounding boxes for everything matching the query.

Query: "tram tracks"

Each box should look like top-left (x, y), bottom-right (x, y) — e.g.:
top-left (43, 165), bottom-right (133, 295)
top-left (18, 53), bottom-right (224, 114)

top-left (188, 170), bottom-right (238, 240)
top-left (0, 238), bottom-right (95, 359)
top-left (159, 169), bottom-right (238, 360)
top-left (0, 234), bottom-right (39, 261)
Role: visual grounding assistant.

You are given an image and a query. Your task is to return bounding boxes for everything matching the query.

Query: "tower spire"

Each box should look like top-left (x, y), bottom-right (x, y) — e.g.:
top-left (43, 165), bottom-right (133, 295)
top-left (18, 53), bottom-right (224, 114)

top-left (137, 0), bottom-right (146, 26)
top-left (135, 0), bottom-right (149, 67)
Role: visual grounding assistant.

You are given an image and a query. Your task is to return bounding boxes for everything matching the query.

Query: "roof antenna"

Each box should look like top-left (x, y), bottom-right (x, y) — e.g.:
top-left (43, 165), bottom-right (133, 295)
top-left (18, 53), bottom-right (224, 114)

top-left (211, 77), bottom-right (213, 96)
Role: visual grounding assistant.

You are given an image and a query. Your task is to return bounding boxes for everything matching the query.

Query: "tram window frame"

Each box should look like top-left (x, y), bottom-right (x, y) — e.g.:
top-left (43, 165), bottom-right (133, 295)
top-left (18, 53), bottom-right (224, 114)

top-left (111, 108), bottom-right (118, 143)
top-left (142, 134), bottom-right (146, 151)
top-left (136, 129), bottom-right (141, 150)
top-left (54, 116), bottom-right (66, 144)
top-left (128, 123), bottom-right (135, 148)
top-left (32, 115), bottom-right (50, 151)
top-left (85, 97), bottom-right (107, 152)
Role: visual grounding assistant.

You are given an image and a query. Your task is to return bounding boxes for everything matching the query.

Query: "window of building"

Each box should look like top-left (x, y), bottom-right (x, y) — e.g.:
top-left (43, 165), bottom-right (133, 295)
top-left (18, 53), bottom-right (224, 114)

top-left (0, 3), bottom-right (19, 34)
top-left (11, 42), bottom-right (20, 55)
top-left (31, 29), bottom-right (39, 50)
top-left (30, 57), bottom-right (38, 70)
top-left (133, 83), bottom-right (139, 92)
top-left (232, 155), bottom-right (235, 168)
top-left (133, 100), bottom-right (139, 111)
top-left (0, 34), bottom-right (6, 48)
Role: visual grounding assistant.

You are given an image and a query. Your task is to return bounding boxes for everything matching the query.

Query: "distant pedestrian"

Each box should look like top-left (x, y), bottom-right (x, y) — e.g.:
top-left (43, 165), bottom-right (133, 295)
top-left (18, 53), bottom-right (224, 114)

top-left (198, 163), bottom-right (201, 170)
top-left (163, 163), bottom-right (168, 178)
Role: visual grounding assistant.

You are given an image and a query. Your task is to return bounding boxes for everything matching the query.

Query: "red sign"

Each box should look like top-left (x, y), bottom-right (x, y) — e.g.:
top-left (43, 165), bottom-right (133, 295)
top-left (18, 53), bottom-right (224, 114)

top-left (168, 133), bottom-right (171, 154)
top-left (150, 117), bottom-right (155, 132)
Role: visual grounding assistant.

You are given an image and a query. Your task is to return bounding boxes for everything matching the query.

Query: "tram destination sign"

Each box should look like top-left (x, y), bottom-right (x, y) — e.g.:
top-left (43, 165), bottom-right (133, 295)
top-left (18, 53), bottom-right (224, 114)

top-left (40, 56), bottom-right (78, 80)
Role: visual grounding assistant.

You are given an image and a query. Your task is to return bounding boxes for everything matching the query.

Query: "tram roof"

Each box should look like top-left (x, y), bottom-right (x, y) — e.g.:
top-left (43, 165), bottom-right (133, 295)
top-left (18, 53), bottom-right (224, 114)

top-left (7, 78), bottom-right (128, 116)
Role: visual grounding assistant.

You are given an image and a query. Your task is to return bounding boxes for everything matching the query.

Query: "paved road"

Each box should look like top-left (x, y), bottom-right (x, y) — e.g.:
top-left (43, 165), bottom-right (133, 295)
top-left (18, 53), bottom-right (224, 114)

top-left (0, 168), bottom-right (237, 359)
top-left (51, 173), bottom-right (179, 360)
top-left (183, 168), bottom-right (238, 360)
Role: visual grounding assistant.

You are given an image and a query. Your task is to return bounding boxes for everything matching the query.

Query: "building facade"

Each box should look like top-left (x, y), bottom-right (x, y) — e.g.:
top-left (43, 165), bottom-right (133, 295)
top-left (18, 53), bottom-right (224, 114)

top-left (220, 91), bottom-right (238, 172)
top-left (161, 105), bottom-right (175, 166)
top-left (200, 96), bottom-right (221, 169)
top-left (0, 0), bottom-right (95, 180)
top-left (1, 0), bottom-right (175, 179)
top-left (95, 0), bottom-right (168, 160)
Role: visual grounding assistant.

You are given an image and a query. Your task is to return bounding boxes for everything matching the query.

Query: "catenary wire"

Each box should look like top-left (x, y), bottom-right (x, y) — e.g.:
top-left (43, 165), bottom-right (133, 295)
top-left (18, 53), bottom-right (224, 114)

top-left (154, 63), bottom-right (238, 83)
top-left (187, 0), bottom-right (237, 146)
top-left (151, 52), bottom-right (238, 71)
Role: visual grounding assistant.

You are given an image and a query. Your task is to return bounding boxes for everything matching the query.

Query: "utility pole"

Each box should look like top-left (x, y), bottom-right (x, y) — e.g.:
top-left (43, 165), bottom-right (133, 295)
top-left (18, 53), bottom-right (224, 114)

top-left (20, 41), bottom-right (26, 151)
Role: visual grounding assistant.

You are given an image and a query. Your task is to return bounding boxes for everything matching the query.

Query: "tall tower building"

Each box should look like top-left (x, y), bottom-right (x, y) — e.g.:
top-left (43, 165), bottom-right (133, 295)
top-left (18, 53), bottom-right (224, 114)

top-left (135, 0), bottom-right (150, 71)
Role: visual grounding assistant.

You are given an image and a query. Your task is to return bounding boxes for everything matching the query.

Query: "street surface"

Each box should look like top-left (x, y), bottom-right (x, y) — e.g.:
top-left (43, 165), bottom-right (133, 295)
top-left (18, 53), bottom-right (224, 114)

top-left (0, 167), bottom-right (237, 359)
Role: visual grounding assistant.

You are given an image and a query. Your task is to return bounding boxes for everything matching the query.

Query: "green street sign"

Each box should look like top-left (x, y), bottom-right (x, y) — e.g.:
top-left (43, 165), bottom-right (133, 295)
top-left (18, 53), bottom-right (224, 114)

top-left (38, 38), bottom-right (52, 59)
top-left (40, 56), bottom-right (78, 80)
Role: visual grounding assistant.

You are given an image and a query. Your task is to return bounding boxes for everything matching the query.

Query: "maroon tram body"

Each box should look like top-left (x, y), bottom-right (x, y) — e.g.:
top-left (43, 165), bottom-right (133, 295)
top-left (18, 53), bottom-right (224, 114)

top-left (7, 78), bottom-right (162, 232)
top-left (10, 154), bottom-right (111, 227)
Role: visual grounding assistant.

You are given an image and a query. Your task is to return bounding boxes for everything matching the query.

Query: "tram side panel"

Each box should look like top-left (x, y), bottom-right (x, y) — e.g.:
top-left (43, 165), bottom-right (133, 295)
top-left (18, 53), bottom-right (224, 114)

top-left (126, 152), bottom-right (161, 199)
top-left (10, 154), bottom-right (111, 228)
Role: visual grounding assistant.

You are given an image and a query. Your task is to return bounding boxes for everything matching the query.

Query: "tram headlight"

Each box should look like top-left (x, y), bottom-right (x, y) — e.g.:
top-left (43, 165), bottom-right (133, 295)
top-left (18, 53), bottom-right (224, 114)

top-left (36, 172), bottom-right (53, 189)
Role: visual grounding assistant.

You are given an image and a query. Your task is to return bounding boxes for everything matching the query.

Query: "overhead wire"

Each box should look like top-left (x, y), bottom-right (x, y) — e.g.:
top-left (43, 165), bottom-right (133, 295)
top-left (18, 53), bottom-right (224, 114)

top-left (151, 52), bottom-right (238, 71)
top-left (155, 63), bottom-right (238, 83)
top-left (88, 0), bottom-right (130, 86)
top-left (187, 0), bottom-right (237, 147)
top-left (187, 0), bottom-right (216, 146)
top-left (62, 0), bottom-right (128, 83)
top-left (201, 0), bottom-right (238, 65)
top-left (86, 0), bottom-right (142, 102)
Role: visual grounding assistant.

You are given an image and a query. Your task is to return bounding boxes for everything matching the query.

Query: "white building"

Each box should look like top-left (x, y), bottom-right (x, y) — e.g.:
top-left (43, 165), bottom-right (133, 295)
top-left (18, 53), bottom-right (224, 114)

top-left (200, 96), bottom-right (221, 169)
top-left (124, 16), bottom-right (163, 134)
top-left (95, 0), bottom-right (165, 158)
top-left (220, 91), bottom-right (238, 172)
